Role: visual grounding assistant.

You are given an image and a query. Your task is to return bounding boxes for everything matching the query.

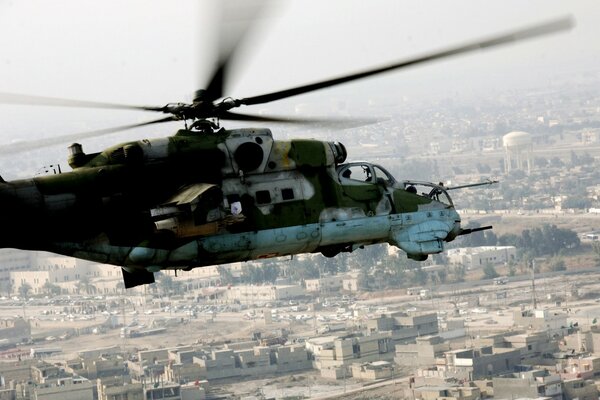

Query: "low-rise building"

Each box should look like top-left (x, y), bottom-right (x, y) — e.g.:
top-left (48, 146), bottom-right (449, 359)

top-left (563, 326), bottom-right (600, 353)
top-left (74, 357), bottom-right (126, 380)
top-left (273, 344), bottom-right (311, 372)
top-left (190, 343), bottom-right (309, 381)
top-left (513, 308), bottom-right (568, 335)
top-left (414, 366), bottom-right (466, 387)
top-left (33, 378), bottom-right (95, 400)
top-left (235, 346), bottom-right (271, 375)
top-left (503, 331), bottom-right (560, 361)
top-left (446, 246), bottom-right (516, 269)
top-left (194, 349), bottom-right (238, 380)
top-left (562, 378), bottom-right (598, 400)
top-left (0, 359), bottom-right (38, 385)
top-left (558, 356), bottom-right (600, 380)
top-left (350, 361), bottom-right (393, 381)
top-left (143, 383), bottom-right (182, 400)
top-left (165, 363), bottom-right (204, 385)
top-left (412, 385), bottom-right (481, 400)
top-left (31, 363), bottom-right (63, 384)
top-left (97, 376), bottom-right (143, 400)
top-left (443, 346), bottom-right (521, 381)
top-left (305, 274), bottom-right (360, 293)
top-left (395, 335), bottom-right (450, 367)
top-left (366, 312), bottom-right (438, 344)
top-left (342, 277), bottom-right (359, 292)
top-left (493, 369), bottom-right (563, 400)
top-left (305, 276), bottom-right (343, 293)
top-left (307, 333), bottom-right (394, 371)
top-left (180, 383), bottom-right (207, 400)
top-left (223, 285), bottom-right (304, 304)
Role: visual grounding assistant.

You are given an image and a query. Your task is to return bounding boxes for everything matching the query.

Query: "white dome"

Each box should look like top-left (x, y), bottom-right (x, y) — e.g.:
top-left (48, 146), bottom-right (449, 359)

top-left (503, 131), bottom-right (532, 147)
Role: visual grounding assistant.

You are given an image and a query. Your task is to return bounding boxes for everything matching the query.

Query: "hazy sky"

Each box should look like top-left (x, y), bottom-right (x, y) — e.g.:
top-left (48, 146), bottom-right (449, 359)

top-left (0, 0), bottom-right (598, 148)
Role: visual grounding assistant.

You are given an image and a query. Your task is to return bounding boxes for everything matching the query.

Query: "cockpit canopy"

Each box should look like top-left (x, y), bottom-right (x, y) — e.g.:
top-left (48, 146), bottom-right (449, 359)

top-left (401, 180), bottom-right (454, 206)
top-left (337, 162), bottom-right (454, 206)
top-left (337, 162), bottom-right (397, 187)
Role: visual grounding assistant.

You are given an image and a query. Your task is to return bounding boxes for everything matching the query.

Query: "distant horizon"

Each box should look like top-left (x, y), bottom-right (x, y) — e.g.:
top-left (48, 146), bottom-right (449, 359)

top-left (0, 0), bottom-right (598, 173)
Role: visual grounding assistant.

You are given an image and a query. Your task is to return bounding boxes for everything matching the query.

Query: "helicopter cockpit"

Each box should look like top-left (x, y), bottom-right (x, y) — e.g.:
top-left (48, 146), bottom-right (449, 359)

top-left (401, 180), bottom-right (454, 206)
top-left (337, 163), bottom-right (454, 206)
top-left (337, 162), bottom-right (398, 188)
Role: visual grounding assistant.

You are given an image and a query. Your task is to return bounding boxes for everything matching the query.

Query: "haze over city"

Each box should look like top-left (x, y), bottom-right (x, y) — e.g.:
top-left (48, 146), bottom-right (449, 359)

top-left (0, 0), bottom-right (598, 167)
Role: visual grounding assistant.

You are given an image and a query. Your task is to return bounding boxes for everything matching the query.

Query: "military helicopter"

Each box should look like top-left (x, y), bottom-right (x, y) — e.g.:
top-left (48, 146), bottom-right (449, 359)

top-left (0, 14), bottom-right (572, 288)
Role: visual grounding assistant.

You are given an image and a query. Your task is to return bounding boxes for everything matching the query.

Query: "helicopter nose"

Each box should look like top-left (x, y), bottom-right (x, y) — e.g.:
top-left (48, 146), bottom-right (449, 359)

top-left (446, 219), bottom-right (462, 242)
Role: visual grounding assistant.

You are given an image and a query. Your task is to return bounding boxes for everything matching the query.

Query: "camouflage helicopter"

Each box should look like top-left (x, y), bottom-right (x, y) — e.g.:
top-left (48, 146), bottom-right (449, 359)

top-left (0, 16), bottom-right (572, 288)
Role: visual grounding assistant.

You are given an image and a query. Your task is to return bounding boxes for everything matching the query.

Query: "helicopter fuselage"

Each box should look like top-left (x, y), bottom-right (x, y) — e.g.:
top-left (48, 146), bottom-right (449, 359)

top-left (0, 128), bottom-right (461, 288)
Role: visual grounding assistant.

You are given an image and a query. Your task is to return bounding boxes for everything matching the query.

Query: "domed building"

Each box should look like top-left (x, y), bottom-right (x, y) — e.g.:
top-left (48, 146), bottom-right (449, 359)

top-left (503, 131), bottom-right (533, 174)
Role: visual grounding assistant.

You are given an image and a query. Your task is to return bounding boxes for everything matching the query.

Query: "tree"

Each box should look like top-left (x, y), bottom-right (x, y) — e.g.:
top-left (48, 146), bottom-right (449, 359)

top-left (500, 225), bottom-right (580, 258)
top-left (484, 231), bottom-right (498, 246)
top-left (507, 261), bottom-right (517, 277)
top-left (42, 281), bottom-right (61, 295)
top-left (18, 282), bottom-right (32, 299)
top-left (157, 273), bottom-right (174, 295)
top-left (316, 255), bottom-right (340, 276)
top-left (76, 275), bottom-right (96, 295)
top-left (115, 281), bottom-right (125, 293)
top-left (217, 266), bottom-right (235, 286)
top-left (498, 233), bottom-right (519, 247)
top-left (286, 257), bottom-right (319, 282)
top-left (1, 280), bottom-right (12, 297)
top-left (436, 269), bottom-right (448, 285)
top-left (550, 156), bottom-right (564, 168)
top-left (451, 264), bottom-right (466, 283)
top-left (240, 264), bottom-right (280, 285)
top-left (262, 263), bottom-right (280, 284)
top-left (387, 261), bottom-right (407, 287)
top-left (593, 242), bottom-right (600, 266)
top-left (549, 257), bottom-right (566, 272)
top-left (482, 263), bottom-right (499, 280)
top-left (534, 156), bottom-right (549, 168)
top-left (410, 266), bottom-right (428, 286)
top-left (349, 243), bottom-right (387, 271)
top-left (562, 196), bottom-right (591, 210)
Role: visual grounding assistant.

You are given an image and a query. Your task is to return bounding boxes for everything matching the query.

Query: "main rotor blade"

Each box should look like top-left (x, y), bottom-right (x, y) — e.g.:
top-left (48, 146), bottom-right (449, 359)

top-left (219, 111), bottom-right (313, 123)
top-left (237, 16), bottom-right (574, 106)
top-left (0, 92), bottom-right (163, 112)
top-left (219, 111), bottom-right (380, 128)
top-left (200, 1), bottom-right (266, 102)
top-left (0, 116), bottom-right (177, 155)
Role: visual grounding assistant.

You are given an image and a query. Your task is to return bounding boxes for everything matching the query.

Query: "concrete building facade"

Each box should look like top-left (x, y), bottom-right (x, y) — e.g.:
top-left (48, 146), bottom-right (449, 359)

top-left (223, 285), bottom-right (304, 303)
top-left (443, 346), bottom-right (521, 381)
top-left (395, 335), bottom-right (450, 367)
top-left (493, 370), bottom-right (563, 400)
top-left (513, 308), bottom-right (568, 335)
top-left (366, 312), bottom-right (438, 344)
top-left (446, 246), bottom-right (516, 269)
top-left (307, 333), bottom-right (394, 372)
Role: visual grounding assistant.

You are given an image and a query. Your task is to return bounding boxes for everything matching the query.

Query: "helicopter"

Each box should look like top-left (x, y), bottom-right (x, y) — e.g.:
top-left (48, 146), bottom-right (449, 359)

top-left (0, 14), bottom-right (572, 289)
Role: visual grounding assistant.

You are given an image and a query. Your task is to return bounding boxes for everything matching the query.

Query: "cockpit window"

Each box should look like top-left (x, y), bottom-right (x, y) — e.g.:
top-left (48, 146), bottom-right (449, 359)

top-left (340, 164), bottom-right (373, 183)
top-left (373, 165), bottom-right (394, 186)
top-left (402, 181), bottom-right (454, 206)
